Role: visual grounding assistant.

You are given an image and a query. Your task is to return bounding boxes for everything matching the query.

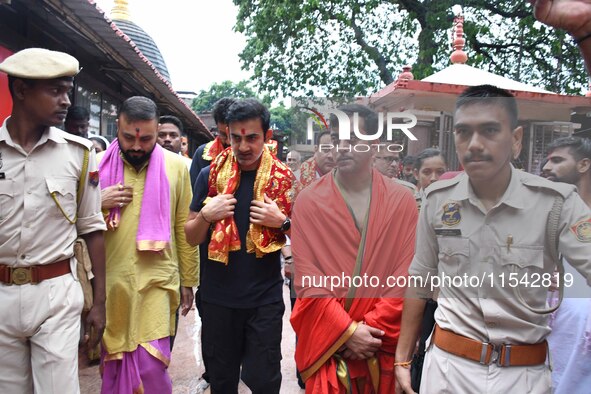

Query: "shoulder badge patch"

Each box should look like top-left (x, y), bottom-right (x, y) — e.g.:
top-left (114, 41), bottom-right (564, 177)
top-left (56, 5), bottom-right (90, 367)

top-left (571, 218), bottom-right (591, 242)
top-left (441, 202), bottom-right (461, 227)
top-left (88, 171), bottom-right (99, 187)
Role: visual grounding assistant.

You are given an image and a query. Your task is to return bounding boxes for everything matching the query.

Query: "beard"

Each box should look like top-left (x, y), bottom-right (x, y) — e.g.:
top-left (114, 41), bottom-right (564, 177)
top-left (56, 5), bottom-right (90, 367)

top-left (550, 171), bottom-right (580, 185)
top-left (119, 140), bottom-right (156, 167)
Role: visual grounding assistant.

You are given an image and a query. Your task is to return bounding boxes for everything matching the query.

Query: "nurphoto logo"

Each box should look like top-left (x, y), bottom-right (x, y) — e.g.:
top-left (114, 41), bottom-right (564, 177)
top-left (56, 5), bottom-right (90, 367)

top-left (305, 108), bottom-right (418, 152)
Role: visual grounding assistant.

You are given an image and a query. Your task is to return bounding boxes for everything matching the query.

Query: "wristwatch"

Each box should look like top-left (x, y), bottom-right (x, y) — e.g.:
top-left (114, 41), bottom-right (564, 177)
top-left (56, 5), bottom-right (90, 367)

top-left (280, 217), bottom-right (291, 232)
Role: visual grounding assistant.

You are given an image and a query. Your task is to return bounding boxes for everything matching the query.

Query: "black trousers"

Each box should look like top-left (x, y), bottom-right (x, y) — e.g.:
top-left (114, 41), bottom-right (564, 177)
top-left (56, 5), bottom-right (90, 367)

top-left (195, 288), bottom-right (210, 382)
top-left (201, 300), bottom-right (284, 394)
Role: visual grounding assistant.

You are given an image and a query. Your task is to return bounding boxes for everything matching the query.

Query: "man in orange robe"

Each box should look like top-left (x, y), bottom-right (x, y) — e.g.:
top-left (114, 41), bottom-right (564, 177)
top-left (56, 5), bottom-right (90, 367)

top-left (290, 104), bottom-right (418, 393)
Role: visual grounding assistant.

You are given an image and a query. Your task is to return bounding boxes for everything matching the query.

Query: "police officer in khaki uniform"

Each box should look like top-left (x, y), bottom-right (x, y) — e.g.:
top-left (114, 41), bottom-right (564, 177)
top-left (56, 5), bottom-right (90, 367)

top-left (0, 48), bottom-right (107, 394)
top-left (395, 85), bottom-right (591, 393)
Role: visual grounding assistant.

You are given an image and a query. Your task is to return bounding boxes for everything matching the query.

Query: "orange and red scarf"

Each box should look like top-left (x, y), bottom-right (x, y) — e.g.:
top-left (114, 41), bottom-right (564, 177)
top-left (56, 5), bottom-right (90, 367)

top-left (201, 137), bottom-right (225, 161)
top-left (299, 157), bottom-right (318, 189)
top-left (205, 146), bottom-right (293, 264)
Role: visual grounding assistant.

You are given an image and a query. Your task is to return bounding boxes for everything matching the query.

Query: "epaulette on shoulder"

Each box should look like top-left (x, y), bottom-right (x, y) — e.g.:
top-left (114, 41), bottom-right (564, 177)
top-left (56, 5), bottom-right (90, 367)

top-left (62, 132), bottom-right (92, 150)
top-left (424, 175), bottom-right (462, 198)
top-left (520, 171), bottom-right (575, 199)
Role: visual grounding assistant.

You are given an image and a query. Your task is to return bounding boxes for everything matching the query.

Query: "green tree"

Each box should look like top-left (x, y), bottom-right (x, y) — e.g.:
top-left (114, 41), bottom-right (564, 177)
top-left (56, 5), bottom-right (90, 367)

top-left (190, 80), bottom-right (303, 139)
top-left (269, 104), bottom-right (293, 133)
top-left (191, 80), bottom-right (271, 113)
top-left (234, 0), bottom-right (587, 96)
top-left (269, 103), bottom-right (311, 143)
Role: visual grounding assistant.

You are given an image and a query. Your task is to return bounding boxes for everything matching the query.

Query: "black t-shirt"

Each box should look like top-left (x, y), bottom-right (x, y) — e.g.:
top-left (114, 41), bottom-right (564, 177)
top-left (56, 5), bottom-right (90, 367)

top-left (191, 166), bottom-right (283, 308)
top-left (189, 143), bottom-right (211, 188)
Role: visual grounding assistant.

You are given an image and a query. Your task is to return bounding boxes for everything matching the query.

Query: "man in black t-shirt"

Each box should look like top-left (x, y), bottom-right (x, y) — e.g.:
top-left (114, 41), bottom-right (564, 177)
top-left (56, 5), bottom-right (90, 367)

top-left (185, 99), bottom-right (293, 393)
top-left (189, 97), bottom-right (235, 390)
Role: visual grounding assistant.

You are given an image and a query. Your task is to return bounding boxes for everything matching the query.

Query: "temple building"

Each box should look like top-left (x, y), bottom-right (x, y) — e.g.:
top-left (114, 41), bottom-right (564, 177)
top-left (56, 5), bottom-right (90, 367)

top-left (370, 7), bottom-right (591, 173)
top-left (0, 0), bottom-right (211, 148)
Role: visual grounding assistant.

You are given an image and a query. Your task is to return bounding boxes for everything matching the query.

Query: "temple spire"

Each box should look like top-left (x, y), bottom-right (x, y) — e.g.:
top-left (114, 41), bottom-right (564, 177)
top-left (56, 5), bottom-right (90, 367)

top-left (111, 0), bottom-right (131, 21)
top-left (394, 65), bottom-right (414, 88)
top-left (450, 5), bottom-right (468, 64)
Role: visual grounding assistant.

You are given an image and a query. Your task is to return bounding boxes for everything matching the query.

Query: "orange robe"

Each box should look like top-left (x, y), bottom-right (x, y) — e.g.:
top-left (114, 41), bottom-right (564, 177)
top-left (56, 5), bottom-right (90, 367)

top-left (290, 171), bottom-right (418, 393)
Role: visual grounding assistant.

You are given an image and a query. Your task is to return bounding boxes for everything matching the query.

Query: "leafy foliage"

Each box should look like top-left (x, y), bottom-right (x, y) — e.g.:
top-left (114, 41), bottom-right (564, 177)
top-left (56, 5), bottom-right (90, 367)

top-left (190, 80), bottom-right (303, 138)
top-left (270, 103), bottom-right (312, 143)
top-left (191, 80), bottom-right (271, 113)
top-left (233, 0), bottom-right (587, 96)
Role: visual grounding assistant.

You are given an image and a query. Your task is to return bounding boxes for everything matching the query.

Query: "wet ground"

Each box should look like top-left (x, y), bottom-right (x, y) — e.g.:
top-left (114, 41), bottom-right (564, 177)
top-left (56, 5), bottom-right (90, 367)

top-left (79, 283), bottom-right (304, 393)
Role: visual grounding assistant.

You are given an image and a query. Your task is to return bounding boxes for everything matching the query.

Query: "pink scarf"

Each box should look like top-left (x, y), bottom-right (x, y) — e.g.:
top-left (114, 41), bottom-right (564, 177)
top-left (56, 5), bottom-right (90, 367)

top-left (99, 140), bottom-right (171, 252)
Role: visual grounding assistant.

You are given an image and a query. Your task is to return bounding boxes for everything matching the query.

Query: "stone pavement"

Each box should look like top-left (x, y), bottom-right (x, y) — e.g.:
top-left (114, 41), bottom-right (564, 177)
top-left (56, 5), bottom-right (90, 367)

top-left (79, 283), bottom-right (305, 394)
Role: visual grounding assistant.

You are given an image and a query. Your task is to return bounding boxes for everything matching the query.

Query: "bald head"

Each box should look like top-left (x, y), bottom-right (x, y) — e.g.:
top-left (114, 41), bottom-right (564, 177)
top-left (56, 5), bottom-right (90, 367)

top-left (286, 150), bottom-right (301, 172)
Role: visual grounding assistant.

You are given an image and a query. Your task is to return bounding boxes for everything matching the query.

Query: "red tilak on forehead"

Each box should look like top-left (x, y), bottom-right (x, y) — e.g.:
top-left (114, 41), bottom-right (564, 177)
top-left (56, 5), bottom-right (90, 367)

top-left (241, 128), bottom-right (246, 135)
top-left (135, 128), bottom-right (140, 137)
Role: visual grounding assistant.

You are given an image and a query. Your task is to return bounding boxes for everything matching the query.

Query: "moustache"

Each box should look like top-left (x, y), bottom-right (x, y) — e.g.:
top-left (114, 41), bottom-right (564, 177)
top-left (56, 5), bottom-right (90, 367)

top-left (122, 149), bottom-right (149, 166)
top-left (463, 153), bottom-right (492, 163)
top-left (336, 155), bottom-right (353, 162)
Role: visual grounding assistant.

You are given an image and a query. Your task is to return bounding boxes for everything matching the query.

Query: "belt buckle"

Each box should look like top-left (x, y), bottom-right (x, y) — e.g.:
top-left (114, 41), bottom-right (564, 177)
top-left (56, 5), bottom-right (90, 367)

top-left (10, 267), bottom-right (32, 285)
top-left (497, 344), bottom-right (511, 367)
top-left (479, 342), bottom-right (501, 366)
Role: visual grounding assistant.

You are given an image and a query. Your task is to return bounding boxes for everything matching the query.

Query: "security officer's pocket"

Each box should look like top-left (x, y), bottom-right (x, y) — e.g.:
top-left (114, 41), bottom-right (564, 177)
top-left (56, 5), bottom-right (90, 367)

top-left (46, 177), bottom-right (77, 220)
top-left (0, 179), bottom-right (15, 223)
top-left (500, 245), bottom-right (546, 298)
top-left (437, 237), bottom-right (470, 276)
top-left (500, 245), bottom-right (544, 273)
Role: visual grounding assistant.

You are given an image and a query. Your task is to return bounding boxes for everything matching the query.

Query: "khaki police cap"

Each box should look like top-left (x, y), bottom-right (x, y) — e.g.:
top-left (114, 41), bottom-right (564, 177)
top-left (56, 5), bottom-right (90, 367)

top-left (0, 48), bottom-right (79, 79)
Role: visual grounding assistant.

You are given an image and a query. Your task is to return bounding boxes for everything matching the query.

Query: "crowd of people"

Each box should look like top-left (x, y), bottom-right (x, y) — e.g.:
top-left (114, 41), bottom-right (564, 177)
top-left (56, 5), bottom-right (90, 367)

top-left (1, 2), bottom-right (591, 394)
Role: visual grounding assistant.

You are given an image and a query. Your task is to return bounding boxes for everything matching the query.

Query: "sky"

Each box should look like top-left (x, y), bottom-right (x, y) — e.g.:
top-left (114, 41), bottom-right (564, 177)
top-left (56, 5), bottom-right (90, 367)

top-left (94, 0), bottom-right (252, 94)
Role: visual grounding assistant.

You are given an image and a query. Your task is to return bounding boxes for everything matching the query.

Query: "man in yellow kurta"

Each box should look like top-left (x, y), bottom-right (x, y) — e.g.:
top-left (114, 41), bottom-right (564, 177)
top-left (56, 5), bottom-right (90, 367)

top-left (98, 97), bottom-right (198, 394)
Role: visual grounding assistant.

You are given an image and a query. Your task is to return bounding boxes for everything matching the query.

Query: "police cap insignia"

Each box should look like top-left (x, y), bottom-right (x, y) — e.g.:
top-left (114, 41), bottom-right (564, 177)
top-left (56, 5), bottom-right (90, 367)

top-left (441, 202), bottom-right (461, 227)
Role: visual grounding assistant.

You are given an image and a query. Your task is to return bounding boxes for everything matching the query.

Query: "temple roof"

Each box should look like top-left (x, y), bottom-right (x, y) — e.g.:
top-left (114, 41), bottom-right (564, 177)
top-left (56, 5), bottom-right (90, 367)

top-left (55, 0), bottom-right (209, 139)
top-left (422, 64), bottom-right (553, 94)
top-left (112, 19), bottom-right (171, 82)
top-left (111, 0), bottom-right (171, 82)
top-left (413, 6), bottom-right (552, 95)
